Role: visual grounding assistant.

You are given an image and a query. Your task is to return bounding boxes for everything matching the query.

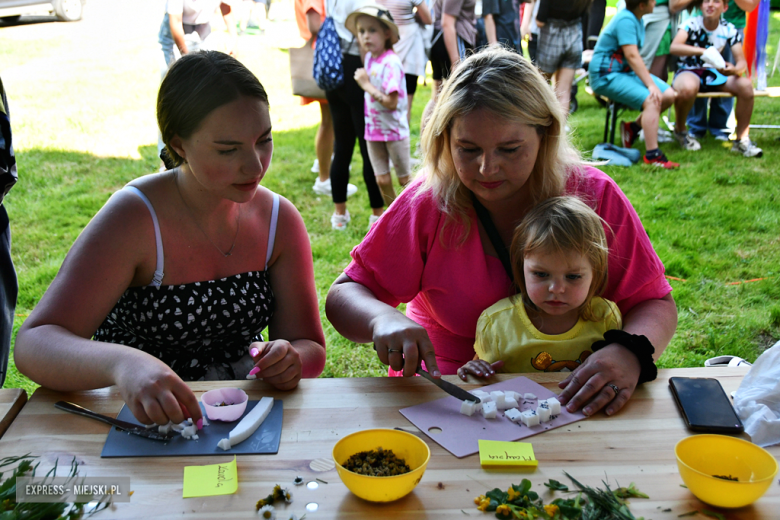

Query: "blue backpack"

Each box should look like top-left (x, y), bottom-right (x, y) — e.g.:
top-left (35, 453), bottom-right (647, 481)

top-left (313, 16), bottom-right (344, 91)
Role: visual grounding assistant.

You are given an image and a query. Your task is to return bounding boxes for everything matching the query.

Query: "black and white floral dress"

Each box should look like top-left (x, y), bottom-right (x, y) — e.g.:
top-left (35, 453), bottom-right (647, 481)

top-left (93, 187), bottom-right (278, 381)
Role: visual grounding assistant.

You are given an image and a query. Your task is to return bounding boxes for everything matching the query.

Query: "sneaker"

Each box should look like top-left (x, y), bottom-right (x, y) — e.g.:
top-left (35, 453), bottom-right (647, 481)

top-left (713, 133), bottom-right (730, 142)
top-left (331, 210), bottom-right (351, 231)
top-left (673, 130), bottom-right (701, 151)
top-left (643, 152), bottom-right (679, 169)
top-left (312, 178), bottom-right (359, 197)
top-left (731, 138), bottom-right (763, 158)
top-left (311, 159), bottom-right (319, 173)
top-left (638, 128), bottom-right (673, 143)
top-left (368, 214), bottom-right (381, 230)
top-left (620, 121), bottom-right (639, 148)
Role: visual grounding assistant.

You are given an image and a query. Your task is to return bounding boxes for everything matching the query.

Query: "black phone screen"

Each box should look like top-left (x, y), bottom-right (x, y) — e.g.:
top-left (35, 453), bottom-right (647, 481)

top-left (669, 377), bottom-right (744, 434)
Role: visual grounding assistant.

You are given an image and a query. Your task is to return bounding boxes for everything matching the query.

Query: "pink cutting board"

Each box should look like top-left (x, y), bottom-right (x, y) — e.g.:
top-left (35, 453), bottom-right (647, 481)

top-left (400, 376), bottom-right (586, 458)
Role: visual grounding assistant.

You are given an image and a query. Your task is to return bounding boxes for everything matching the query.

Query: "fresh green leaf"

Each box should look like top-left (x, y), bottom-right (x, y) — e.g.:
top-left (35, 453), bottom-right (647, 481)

top-left (545, 479), bottom-right (569, 491)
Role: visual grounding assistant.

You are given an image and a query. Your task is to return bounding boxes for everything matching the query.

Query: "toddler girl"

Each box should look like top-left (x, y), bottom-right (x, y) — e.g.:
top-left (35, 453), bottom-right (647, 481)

top-left (347, 5), bottom-right (411, 218)
top-left (459, 196), bottom-right (622, 379)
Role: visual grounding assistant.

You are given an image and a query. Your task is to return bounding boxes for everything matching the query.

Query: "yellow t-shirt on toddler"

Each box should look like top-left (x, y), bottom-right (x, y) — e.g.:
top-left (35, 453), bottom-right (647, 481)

top-left (474, 295), bottom-right (622, 373)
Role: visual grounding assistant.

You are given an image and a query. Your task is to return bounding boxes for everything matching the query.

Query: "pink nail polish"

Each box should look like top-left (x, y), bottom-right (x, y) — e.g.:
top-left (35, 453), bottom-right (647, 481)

top-left (196, 418), bottom-right (203, 430)
top-left (249, 367), bottom-right (261, 376)
top-left (250, 347), bottom-right (260, 358)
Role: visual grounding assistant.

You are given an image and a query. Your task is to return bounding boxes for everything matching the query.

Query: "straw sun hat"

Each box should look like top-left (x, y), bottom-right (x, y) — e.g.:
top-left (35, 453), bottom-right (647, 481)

top-left (345, 5), bottom-right (400, 45)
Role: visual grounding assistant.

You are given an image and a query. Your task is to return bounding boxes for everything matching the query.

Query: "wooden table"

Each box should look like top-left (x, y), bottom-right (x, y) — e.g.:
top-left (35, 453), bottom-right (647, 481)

top-left (0, 388), bottom-right (27, 439)
top-left (0, 368), bottom-right (777, 519)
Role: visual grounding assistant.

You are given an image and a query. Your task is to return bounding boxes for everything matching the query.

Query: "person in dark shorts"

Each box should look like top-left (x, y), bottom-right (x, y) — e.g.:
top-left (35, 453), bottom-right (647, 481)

top-left (0, 76), bottom-right (17, 387)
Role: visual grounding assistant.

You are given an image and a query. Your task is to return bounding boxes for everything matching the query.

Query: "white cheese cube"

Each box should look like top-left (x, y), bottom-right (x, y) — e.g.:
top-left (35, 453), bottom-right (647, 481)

top-left (490, 391), bottom-right (506, 409)
top-left (504, 391), bottom-right (520, 402)
top-left (537, 403), bottom-right (551, 423)
top-left (472, 390), bottom-right (491, 402)
top-left (481, 400), bottom-right (498, 419)
top-left (460, 400), bottom-right (480, 416)
top-left (523, 393), bottom-right (537, 400)
top-left (504, 408), bottom-right (523, 422)
top-left (520, 409), bottom-right (540, 427)
top-left (545, 397), bottom-right (561, 415)
top-left (504, 396), bottom-right (519, 409)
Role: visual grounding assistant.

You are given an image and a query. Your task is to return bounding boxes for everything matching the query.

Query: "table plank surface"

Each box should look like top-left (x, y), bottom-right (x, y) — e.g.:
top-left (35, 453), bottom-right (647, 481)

top-left (0, 388), bottom-right (27, 439)
top-left (0, 368), bottom-right (777, 519)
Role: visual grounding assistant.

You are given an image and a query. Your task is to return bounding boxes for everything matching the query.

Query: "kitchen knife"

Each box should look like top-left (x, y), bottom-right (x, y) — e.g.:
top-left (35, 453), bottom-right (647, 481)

top-left (55, 401), bottom-right (178, 441)
top-left (416, 368), bottom-right (481, 403)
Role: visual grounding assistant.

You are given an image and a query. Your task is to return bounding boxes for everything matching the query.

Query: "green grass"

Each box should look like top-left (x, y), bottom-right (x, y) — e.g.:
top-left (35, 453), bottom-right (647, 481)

top-left (2, 10), bottom-right (779, 396)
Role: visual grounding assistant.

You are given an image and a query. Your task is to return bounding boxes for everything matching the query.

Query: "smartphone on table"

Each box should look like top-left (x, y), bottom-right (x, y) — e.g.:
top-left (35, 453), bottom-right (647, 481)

top-left (669, 377), bottom-right (744, 434)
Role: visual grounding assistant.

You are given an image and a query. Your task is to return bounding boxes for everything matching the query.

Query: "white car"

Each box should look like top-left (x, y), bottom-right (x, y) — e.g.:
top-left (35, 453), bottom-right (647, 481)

top-left (0, 0), bottom-right (85, 22)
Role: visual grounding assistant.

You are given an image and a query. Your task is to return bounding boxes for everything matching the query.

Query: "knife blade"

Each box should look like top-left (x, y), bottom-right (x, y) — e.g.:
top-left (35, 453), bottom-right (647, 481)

top-left (55, 401), bottom-right (178, 441)
top-left (416, 368), bottom-right (481, 403)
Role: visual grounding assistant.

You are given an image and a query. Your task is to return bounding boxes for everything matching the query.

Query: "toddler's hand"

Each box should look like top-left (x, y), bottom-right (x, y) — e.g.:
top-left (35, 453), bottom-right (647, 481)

top-left (457, 360), bottom-right (504, 381)
top-left (248, 340), bottom-right (303, 390)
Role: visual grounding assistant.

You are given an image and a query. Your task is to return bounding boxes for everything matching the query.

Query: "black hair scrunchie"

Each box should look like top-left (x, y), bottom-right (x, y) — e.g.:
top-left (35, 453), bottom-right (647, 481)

top-left (590, 329), bottom-right (658, 385)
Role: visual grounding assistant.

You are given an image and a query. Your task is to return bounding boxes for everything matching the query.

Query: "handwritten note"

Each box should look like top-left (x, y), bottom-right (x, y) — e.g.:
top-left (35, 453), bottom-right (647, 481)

top-left (478, 440), bottom-right (538, 467)
top-left (183, 456), bottom-right (238, 498)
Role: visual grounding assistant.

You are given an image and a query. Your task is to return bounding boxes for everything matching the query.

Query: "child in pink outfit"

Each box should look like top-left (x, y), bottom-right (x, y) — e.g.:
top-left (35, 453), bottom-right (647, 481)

top-left (347, 5), bottom-right (412, 217)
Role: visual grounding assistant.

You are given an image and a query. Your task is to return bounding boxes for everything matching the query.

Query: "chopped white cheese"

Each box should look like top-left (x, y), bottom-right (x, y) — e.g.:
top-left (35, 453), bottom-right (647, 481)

top-left (504, 408), bottom-right (523, 422)
top-left (481, 401), bottom-right (498, 419)
top-left (460, 400), bottom-right (480, 416)
top-left (504, 396), bottom-right (519, 409)
top-left (158, 422), bottom-right (172, 435)
top-left (181, 424), bottom-right (198, 439)
top-left (472, 390), bottom-right (491, 401)
top-left (490, 391), bottom-right (506, 409)
top-left (523, 393), bottom-right (537, 400)
top-left (217, 438), bottom-right (232, 451)
top-left (537, 403), bottom-right (551, 423)
top-left (545, 397), bottom-right (561, 415)
top-left (520, 409), bottom-right (540, 427)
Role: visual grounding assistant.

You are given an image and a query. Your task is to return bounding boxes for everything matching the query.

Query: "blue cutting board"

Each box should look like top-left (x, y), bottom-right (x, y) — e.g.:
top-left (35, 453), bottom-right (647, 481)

top-left (101, 400), bottom-right (283, 458)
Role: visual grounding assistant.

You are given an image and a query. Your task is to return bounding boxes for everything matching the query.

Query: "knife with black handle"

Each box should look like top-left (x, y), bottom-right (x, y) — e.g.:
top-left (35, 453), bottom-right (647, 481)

top-left (55, 401), bottom-right (178, 441)
top-left (416, 367), bottom-right (481, 403)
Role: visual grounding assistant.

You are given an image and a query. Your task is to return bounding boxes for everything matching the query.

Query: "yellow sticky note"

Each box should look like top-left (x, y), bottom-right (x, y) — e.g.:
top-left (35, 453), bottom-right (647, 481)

top-left (478, 440), bottom-right (538, 467)
top-left (183, 456), bottom-right (238, 498)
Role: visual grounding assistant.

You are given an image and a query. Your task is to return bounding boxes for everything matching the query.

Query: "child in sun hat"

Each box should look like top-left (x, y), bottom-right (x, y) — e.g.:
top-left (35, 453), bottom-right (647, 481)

top-left (347, 5), bottom-right (412, 221)
top-left (458, 196), bottom-right (624, 379)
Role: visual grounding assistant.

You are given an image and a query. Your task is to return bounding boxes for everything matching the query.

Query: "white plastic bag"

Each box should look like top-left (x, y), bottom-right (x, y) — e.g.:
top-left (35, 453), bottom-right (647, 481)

top-left (733, 340), bottom-right (780, 447)
top-left (701, 46), bottom-right (726, 70)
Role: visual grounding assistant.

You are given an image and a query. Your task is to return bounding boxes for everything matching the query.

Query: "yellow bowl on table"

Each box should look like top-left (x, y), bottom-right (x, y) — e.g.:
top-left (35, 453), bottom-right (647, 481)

top-left (675, 434), bottom-right (778, 508)
top-left (333, 428), bottom-right (431, 502)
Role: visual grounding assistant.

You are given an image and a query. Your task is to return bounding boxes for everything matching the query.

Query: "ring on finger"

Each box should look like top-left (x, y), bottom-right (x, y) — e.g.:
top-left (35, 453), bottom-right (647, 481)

top-left (387, 348), bottom-right (403, 354)
top-left (607, 383), bottom-right (620, 396)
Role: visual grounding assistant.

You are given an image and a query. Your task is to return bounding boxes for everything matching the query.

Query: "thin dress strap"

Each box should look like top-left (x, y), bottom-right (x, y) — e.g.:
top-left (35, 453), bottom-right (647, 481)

top-left (125, 186), bottom-right (164, 288)
top-left (265, 193), bottom-right (280, 270)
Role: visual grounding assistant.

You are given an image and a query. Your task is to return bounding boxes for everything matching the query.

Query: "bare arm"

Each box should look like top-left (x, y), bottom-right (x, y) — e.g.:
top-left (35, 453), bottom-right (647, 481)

top-left (253, 197), bottom-right (326, 388)
top-left (306, 9), bottom-right (322, 36)
top-left (442, 13), bottom-right (460, 66)
top-left (326, 274), bottom-right (440, 377)
top-left (669, 28), bottom-right (703, 57)
top-left (557, 293), bottom-right (678, 416)
top-left (415, 2), bottom-right (432, 25)
top-left (669, 0), bottom-right (696, 14)
top-left (727, 42), bottom-right (748, 76)
top-left (354, 68), bottom-right (400, 110)
top-left (14, 191), bottom-right (203, 426)
top-left (521, 0), bottom-right (535, 39)
top-left (484, 15), bottom-right (497, 45)
top-left (733, 0), bottom-right (759, 13)
top-left (622, 44), bottom-right (657, 89)
top-left (220, 2), bottom-right (238, 53)
top-left (169, 12), bottom-right (188, 55)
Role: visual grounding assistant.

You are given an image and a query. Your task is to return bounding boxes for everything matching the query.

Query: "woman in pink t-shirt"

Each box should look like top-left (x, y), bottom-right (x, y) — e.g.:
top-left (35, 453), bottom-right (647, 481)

top-left (326, 48), bottom-right (677, 418)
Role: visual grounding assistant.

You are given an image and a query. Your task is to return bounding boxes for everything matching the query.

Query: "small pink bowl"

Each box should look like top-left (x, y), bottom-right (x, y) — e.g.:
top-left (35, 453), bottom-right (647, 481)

top-left (201, 388), bottom-right (248, 422)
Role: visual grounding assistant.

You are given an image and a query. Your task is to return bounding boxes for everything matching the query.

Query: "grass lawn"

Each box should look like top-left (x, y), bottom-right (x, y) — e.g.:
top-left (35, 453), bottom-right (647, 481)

top-left (1, 2), bottom-right (779, 396)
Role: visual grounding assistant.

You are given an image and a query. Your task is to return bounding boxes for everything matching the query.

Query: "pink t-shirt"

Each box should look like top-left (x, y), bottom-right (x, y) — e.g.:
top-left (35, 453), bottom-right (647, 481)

top-left (364, 50), bottom-right (410, 142)
top-left (344, 166), bottom-right (673, 376)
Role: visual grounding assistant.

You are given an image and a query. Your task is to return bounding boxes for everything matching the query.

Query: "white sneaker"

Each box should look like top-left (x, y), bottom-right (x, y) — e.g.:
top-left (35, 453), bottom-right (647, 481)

top-left (313, 178), bottom-right (358, 197)
top-left (673, 130), bottom-right (701, 151)
top-left (639, 128), bottom-right (674, 143)
top-left (311, 159), bottom-right (319, 173)
top-left (368, 214), bottom-right (380, 230)
top-left (331, 210), bottom-right (350, 231)
top-left (731, 138), bottom-right (763, 158)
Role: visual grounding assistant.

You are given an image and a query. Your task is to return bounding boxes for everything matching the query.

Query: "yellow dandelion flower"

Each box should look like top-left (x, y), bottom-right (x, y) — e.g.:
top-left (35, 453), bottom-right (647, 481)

top-left (544, 504), bottom-right (559, 516)
top-left (496, 504), bottom-right (511, 516)
top-left (474, 495), bottom-right (487, 505)
top-left (507, 486), bottom-right (521, 501)
top-left (477, 498), bottom-right (491, 512)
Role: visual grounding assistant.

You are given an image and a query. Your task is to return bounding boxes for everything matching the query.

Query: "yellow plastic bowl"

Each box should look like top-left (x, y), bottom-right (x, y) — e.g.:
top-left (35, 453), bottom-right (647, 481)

top-left (675, 434), bottom-right (778, 508)
top-left (333, 429), bottom-right (431, 502)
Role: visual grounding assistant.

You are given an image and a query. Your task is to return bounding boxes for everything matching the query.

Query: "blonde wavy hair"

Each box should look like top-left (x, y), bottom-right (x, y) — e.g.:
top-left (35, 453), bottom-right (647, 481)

top-left (511, 196), bottom-right (611, 322)
top-left (417, 46), bottom-right (581, 245)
